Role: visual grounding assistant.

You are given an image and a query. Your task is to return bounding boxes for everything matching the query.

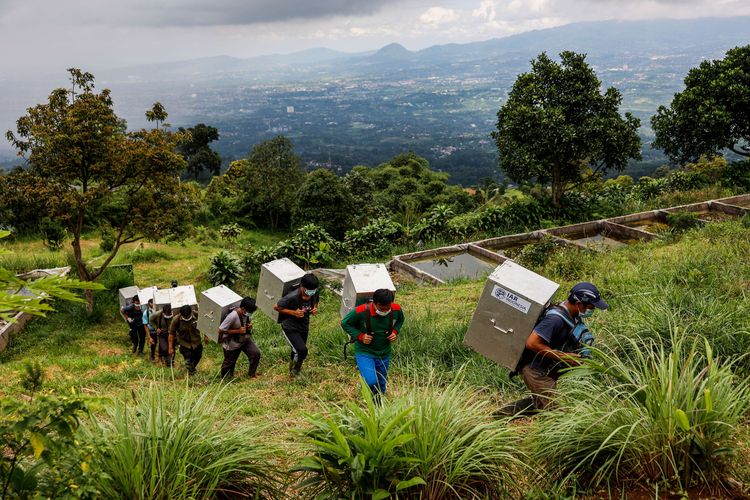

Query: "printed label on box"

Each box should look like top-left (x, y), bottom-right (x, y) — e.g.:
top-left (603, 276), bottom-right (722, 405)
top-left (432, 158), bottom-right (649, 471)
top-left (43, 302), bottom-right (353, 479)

top-left (491, 285), bottom-right (531, 314)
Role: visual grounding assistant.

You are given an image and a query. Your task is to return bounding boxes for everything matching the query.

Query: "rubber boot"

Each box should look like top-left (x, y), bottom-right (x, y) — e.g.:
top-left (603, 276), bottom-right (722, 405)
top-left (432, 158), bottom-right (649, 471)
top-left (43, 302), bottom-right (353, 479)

top-left (291, 360), bottom-right (303, 378)
top-left (496, 396), bottom-right (537, 418)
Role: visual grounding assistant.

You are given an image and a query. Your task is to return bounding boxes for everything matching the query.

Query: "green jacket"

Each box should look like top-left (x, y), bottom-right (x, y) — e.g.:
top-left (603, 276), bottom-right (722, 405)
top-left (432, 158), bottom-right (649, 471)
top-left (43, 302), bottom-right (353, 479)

top-left (169, 314), bottom-right (201, 349)
top-left (341, 303), bottom-right (404, 359)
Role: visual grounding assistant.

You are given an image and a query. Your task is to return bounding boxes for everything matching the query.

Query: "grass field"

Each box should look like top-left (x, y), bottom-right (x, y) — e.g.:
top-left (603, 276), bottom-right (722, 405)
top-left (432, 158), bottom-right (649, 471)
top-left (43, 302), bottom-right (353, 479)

top-left (1, 219), bottom-right (749, 498)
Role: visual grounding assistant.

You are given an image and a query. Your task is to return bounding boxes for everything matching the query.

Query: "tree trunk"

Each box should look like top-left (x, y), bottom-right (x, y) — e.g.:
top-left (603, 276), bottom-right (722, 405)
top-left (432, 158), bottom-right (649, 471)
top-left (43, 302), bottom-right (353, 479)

top-left (552, 163), bottom-right (563, 208)
top-left (71, 234), bottom-right (95, 315)
top-left (84, 289), bottom-right (94, 315)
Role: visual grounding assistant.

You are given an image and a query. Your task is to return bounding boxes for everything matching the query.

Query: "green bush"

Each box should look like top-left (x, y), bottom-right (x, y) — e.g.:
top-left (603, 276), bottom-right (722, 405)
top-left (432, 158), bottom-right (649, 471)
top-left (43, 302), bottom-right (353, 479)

top-left (39, 217), bottom-right (66, 251)
top-left (530, 331), bottom-right (750, 493)
top-left (99, 227), bottom-right (116, 252)
top-left (293, 380), bottom-right (523, 499)
top-left (207, 250), bottom-right (243, 287)
top-left (84, 384), bottom-right (283, 499)
top-left (344, 217), bottom-right (404, 257)
top-left (124, 247), bottom-right (171, 263)
top-left (219, 222), bottom-right (242, 242)
top-left (666, 211), bottom-right (701, 232)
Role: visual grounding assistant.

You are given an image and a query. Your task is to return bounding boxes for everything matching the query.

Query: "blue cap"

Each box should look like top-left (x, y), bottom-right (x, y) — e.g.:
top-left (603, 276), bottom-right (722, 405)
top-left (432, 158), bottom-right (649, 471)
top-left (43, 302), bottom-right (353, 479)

top-left (570, 282), bottom-right (608, 310)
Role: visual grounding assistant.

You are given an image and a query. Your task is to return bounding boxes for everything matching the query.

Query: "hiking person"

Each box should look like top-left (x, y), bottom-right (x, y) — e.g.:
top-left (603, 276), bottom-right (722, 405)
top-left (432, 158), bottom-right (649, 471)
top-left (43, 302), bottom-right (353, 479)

top-left (219, 297), bottom-right (261, 378)
top-left (120, 295), bottom-right (145, 355)
top-left (149, 304), bottom-right (174, 366)
top-left (142, 299), bottom-right (158, 363)
top-left (500, 282), bottom-right (607, 415)
top-left (341, 288), bottom-right (404, 401)
top-left (274, 273), bottom-right (319, 377)
top-left (168, 304), bottom-right (206, 376)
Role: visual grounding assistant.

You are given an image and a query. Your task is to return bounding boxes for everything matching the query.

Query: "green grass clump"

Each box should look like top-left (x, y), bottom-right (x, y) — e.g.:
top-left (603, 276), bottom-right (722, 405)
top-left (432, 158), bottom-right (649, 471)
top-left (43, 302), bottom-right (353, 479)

top-left (123, 247), bottom-right (173, 263)
top-left (293, 379), bottom-right (524, 499)
top-left (529, 330), bottom-right (750, 494)
top-left (82, 383), bottom-right (284, 499)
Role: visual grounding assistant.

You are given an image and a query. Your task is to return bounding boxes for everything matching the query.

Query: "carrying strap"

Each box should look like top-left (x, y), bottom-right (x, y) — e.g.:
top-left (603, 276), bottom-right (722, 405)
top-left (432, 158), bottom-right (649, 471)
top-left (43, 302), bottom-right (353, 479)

top-left (344, 302), bottom-right (395, 360)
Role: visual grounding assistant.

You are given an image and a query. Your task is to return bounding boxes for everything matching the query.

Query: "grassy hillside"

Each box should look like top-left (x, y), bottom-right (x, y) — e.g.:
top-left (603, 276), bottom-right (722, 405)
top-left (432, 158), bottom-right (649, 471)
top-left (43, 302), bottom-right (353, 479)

top-left (1, 219), bottom-right (749, 497)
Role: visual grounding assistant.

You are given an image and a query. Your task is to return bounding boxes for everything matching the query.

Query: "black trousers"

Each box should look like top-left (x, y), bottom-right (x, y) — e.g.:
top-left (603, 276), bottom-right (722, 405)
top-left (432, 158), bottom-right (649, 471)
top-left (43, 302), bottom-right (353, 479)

top-left (157, 336), bottom-right (173, 366)
top-left (281, 328), bottom-right (309, 363)
top-left (148, 330), bottom-right (158, 360)
top-left (179, 344), bottom-right (203, 375)
top-left (220, 339), bottom-right (261, 378)
top-left (129, 324), bottom-right (146, 354)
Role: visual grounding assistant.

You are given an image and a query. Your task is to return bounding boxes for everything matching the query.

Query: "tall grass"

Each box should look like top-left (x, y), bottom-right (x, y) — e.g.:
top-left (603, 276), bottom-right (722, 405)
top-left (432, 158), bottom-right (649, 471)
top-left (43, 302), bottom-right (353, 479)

top-left (83, 383), bottom-right (284, 499)
top-left (293, 378), bottom-right (524, 499)
top-left (529, 330), bottom-right (750, 494)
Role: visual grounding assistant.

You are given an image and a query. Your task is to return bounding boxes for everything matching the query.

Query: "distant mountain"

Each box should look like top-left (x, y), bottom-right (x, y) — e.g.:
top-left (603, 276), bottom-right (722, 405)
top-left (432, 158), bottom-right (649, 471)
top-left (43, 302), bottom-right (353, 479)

top-left (370, 43), bottom-right (415, 61)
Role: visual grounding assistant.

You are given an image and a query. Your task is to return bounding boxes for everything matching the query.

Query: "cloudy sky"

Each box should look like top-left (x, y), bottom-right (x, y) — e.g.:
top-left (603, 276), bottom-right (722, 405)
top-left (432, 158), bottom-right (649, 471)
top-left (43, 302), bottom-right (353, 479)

top-left (1, 0), bottom-right (748, 72)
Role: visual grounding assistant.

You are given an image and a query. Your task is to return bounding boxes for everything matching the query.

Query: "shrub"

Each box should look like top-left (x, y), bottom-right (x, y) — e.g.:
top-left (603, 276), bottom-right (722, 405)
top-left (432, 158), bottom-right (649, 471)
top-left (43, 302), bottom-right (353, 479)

top-left (293, 380), bottom-right (523, 499)
top-left (39, 217), bottom-right (66, 251)
top-left (99, 227), bottom-right (116, 252)
top-left (207, 250), bottom-right (243, 287)
top-left (242, 223), bottom-right (339, 271)
top-left (344, 217), bottom-right (405, 257)
top-left (219, 222), bottom-right (241, 242)
top-left (666, 211), bottom-right (701, 232)
top-left (125, 247), bottom-right (171, 263)
top-left (513, 235), bottom-right (563, 269)
top-left (84, 384), bottom-right (283, 499)
top-left (413, 204), bottom-right (455, 241)
top-left (530, 330), bottom-right (750, 493)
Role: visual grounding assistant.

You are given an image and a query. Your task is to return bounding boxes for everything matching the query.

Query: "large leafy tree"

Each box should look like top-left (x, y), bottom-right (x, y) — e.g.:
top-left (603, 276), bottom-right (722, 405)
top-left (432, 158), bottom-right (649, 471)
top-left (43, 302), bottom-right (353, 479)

top-left (493, 51), bottom-right (641, 206)
top-left (234, 135), bottom-right (304, 229)
top-left (6, 69), bottom-right (193, 313)
top-left (292, 169), bottom-right (355, 238)
top-left (177, 123), bottom-right (222, 181)
top-left (652, 45), bottom-right (750, 163)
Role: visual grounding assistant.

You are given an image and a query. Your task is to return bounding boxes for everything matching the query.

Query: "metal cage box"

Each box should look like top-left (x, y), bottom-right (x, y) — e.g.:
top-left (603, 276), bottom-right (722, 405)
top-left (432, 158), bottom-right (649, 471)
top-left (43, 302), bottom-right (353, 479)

top-left (118, 286), bottom-right (140, 309)
top-left (340, 263), bottom-right (396, 318)
top-left (256, 258), bottom-right (306, 322)
top-left (170, 285), bottom-right (198, 310)
top-left (463, 261), bottom-right (559, 371)
top-left (153, 289), bottom-right (172, 312)
top-left (198, 285), bottom-right (243, 342)
top-left (137, 286), bottom-right (158, 306)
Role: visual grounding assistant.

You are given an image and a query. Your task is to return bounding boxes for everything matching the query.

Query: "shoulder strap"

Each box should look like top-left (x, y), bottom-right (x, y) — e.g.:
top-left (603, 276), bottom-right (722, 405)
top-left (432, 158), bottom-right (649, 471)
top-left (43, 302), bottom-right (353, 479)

top-left (545, 307), bottom-right (575, 329)
top-left (365, 304), bottom-right (372, 335)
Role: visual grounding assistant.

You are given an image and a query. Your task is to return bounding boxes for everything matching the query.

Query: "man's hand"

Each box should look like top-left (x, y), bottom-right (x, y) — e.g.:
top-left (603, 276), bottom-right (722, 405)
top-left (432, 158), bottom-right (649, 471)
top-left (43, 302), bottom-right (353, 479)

top-left (126, 317), bottom-right (133, 324)
top-left (311, 306), bottom-right (318, 315)
top-left (150, 337), bottom-right (155, 345)
top-left (204, 335), bottom-right (210, 344)
top-left (156, 328), bottom-right (162, 335)
top-left (291, 308), bottom-right (305, 318)
top-left (560, 352), bottom-right (583, 367)
top-left (168, 346), bottom-right (174, 356)
top-left (387, 329), bottom-right (398, 342)
top-left (358, 333), bottom-right (373, 345)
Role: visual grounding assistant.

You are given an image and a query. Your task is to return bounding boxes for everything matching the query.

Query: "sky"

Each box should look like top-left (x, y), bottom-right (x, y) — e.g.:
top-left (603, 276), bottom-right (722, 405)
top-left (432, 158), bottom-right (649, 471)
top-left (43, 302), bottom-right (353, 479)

top-left (1, 0), bottom-right (749, 73)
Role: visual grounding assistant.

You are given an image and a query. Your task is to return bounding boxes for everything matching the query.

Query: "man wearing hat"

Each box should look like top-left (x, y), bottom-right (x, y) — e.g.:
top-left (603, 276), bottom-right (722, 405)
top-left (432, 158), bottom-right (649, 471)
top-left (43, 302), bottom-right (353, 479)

top-left (502, 282), bottom-right (608, 414)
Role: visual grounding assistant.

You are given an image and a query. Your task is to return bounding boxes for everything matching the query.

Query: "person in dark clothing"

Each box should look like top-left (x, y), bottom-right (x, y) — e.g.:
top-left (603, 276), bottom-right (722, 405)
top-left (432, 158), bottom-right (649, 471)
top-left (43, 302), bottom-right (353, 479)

top-left (274, 273), bottom-right (319, 377)
top-left (169, 304), bottom-right (206, 376)
top-left (120, 296), bottom-right (145, 355)
top-left (500, 282), bottom-right (608, 416)
top-left (219, 297), bottom-right (261, 378)
top-left (341, 289), bottom-right (404, 401)
top-left (149, 304), bottom-right (174, 366)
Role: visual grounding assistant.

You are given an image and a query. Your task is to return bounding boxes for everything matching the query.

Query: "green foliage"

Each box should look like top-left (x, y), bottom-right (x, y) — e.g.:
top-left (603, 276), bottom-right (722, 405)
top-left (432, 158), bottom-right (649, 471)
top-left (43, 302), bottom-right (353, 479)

top-left (39, 217), bottom-right (66, 251)
top-left (344, 217), bottom-right (405, 257)
top-left (99, 227), bottom-right (115, 252)
top-left (124, 247), bottom-right (171, 263)
top-left (1, 364), bottom-right (95, 499)
top-left (243, 223), bottom-right (338, 271)
top-left (294, 380), bottom-right (524, 499)
top-left (292, 168), bottom-right (355, 239)
top-left (207, 250), bottom-right (243, 287)
top-left (218, 222), bottom-right (241, 242)
top-left (721, 159), bottom-right (750, 190)
top-left (177, 123), bottom-right (221, 180)
top-left (493, 51), bottom-right (641, 206)
top-left (84, 383), bottom-right (284, 499)
top-left (652, 45), bottom-right (750, 163)
top-left (512, 235), bottom-right (563, 269)
top-left (413, 204), bottom-right (455, 242)
top-left (530, 331), bottom-right (750, 492)
top-left (666, 211), bottom-right (701, 232)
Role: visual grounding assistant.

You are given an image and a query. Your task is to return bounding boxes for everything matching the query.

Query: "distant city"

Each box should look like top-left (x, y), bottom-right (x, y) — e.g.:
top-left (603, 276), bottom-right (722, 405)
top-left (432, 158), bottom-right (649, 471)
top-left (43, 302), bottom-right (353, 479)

top-left (2, 16), bottom-right (749, 185)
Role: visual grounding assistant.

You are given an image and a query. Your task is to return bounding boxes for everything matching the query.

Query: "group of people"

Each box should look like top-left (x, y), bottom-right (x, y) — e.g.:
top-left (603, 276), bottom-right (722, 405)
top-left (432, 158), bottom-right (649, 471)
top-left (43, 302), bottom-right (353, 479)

top-left (121, 271), bottom-right (607, 411)
top-left (119, 272), bottom-right (406, 398)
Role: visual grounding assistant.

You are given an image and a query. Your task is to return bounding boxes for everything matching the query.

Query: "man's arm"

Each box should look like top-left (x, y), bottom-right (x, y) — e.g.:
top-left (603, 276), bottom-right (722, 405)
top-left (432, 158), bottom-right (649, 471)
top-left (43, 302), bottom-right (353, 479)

top-left (341, 309), bottom-right (364, 341)
top-left (525, 331), bottom-right (582, 366)
top-left (120, 305), bottom-right (132, 323)
top-left (219, 310), bottom-right (246, 336)
top-left (274, 296), bottom-right (304, 318)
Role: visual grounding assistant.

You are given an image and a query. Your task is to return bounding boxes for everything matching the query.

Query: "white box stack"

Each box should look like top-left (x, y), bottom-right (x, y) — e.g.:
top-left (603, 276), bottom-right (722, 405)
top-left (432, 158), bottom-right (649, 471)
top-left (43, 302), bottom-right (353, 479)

top-left (198, 285), bottom-right (243, 342)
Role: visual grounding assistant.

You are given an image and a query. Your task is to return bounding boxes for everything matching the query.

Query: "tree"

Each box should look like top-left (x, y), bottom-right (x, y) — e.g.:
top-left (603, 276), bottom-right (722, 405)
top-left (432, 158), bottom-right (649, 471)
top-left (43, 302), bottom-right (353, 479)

top-left (177, 123), bottom-right (222, 181)
top-left (6, 69), bottom-right (193, 313)
top-left (492, 51), bottom-right (641, 207)
top-left (235, 136), bottom-right (304, 229)
top-left (652, 45), bottom-right (750, 164)
top-left (292, 168), bottom-right (355, 238)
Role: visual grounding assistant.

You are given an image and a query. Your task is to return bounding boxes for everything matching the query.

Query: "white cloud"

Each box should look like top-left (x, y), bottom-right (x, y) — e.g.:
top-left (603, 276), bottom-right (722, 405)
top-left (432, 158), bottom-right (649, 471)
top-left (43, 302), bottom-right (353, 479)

top-left (419, 6), bottom-right (460, 26)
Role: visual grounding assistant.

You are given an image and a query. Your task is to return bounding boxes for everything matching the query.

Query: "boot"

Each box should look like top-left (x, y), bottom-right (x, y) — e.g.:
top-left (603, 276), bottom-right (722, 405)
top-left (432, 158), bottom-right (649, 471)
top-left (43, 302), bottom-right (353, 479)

top-left (288, 358), bottom-right (295, 375)
top-left (495, 396), bottom-right (537, 418)
top-left (291, 360), bottom-right (303, 378)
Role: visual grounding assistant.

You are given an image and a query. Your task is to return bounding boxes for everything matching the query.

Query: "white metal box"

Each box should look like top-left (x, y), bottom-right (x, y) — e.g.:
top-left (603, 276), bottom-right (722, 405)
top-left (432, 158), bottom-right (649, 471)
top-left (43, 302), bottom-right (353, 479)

top-left (153, 289), bottom-right (172, 312)
top-left (463, 261), bottom-right (559, 370)
top-left (256, 258), bottom-right (306, 322)
top-left (198, 285), bottom-right (243, 343)
top-left (137, 286), bottom-right (158, 306)
top-left (340, 263), bottom-right (396, 318)
top-left (170, 285), bottom-right (198, 310)
top-left (118, 286), bottom-right (140, 309)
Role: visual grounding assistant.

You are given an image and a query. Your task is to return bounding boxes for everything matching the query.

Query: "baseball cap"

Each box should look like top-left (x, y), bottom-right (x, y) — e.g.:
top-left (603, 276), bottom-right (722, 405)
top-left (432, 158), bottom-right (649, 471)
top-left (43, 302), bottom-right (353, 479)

top-left (570, 282), bottom-right (608, 310)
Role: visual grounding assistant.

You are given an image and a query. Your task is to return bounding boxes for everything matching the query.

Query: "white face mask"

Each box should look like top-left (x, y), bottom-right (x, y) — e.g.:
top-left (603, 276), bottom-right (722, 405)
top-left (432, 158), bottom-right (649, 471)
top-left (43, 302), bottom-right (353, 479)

top-left (163, 314), bottom-right (173, 319)
top-left (375, 308), bottom-right (391, 317)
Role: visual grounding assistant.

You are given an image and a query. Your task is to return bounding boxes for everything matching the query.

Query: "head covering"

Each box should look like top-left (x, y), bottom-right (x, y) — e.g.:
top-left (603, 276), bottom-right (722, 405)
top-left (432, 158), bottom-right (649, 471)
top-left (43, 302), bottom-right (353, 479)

top-left (570, 282), bottom-right (608, 310)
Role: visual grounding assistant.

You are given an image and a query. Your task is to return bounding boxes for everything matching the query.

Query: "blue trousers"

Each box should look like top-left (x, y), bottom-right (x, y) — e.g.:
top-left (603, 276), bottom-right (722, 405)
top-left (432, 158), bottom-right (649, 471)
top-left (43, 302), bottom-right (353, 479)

top-left (355, 353), bottom-right (390, 395)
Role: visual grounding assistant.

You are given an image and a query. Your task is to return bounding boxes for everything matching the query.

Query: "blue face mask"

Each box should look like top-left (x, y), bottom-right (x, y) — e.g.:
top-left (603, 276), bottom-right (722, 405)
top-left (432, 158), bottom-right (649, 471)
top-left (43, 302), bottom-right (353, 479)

top-left (579, 308), bottom-right (594, 319)
top-left (304, 289), bottom-right (317, 297)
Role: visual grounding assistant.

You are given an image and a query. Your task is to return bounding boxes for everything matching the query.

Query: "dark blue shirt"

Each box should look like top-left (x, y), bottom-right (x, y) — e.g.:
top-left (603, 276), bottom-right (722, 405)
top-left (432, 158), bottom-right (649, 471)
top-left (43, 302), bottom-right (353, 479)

top-left (122, 303), bottom-right (144, 328)
top-left (526, 306), bottom-right (577, 374)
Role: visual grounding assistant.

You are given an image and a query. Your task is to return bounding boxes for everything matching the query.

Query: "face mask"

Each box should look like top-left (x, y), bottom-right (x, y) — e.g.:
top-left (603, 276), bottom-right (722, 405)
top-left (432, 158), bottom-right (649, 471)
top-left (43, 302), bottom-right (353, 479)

top-left (579, 308), bottom-right (594, 319)
top-left (163, 314), bottom-right (173, 319)
top-left (181, 314), bottom-right (192, 321)
top-left (375, 308), bottom-right (391, 317)
top-left (304, 289), bottom-right (317, 297)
